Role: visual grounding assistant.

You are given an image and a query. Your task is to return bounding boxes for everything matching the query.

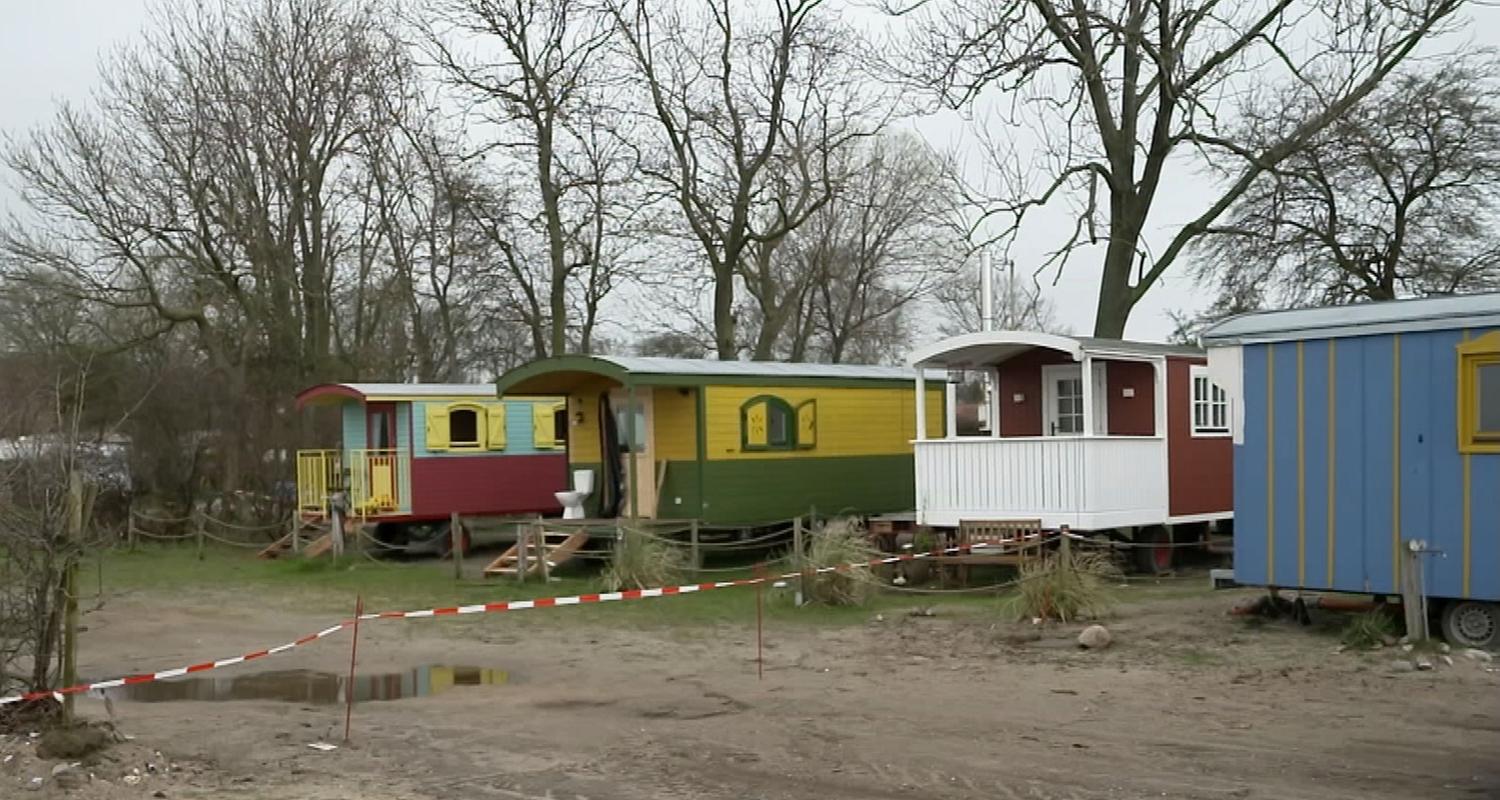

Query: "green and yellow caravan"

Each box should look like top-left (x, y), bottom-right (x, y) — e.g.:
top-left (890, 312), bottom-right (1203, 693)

top-left (494, 357), bottom-right (945, 527)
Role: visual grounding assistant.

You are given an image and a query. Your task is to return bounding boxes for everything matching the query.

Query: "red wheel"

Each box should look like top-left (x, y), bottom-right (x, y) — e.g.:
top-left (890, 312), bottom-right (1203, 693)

top-left (1133, 526), bottom-right (1172, 574)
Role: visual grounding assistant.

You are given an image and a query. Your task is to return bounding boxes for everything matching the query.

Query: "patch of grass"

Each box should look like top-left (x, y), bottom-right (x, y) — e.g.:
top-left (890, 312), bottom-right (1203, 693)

top-left (91, 541), bottom-right (1014, 630)
top-left (1172, 647), bottom-right (1226, 667)
top-left (1341, 608), bottom-right (1398, 649)
top-left (1008, 548), bottom-right (1121, 622)
top-left (793, 518), bottom-right (878, 607)
top-left (601, 526), bottom-right (688, 592)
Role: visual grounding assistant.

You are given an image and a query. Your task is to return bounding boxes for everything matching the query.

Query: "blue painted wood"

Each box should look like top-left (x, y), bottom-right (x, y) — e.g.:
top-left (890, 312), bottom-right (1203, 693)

top-left (410, 399), bottom-right (551, 457)
top-left (341, 405), bottom-right (366, 451)
top-left (1301, 339), bottom-right (1332, 590)
top-left (1331, 339), bottom-right (1368, 591)
top-left (1233, 344), bottom-right (1271, 586)
top-left (1271, 342), bottom-right (1302, 586)
top-left (1233, 327), bottom-right (1500, 602)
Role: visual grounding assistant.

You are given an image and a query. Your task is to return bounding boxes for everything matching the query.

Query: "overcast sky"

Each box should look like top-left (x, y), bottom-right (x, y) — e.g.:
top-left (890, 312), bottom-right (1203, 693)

top-left (2, 1), bottom-right (1496, 346)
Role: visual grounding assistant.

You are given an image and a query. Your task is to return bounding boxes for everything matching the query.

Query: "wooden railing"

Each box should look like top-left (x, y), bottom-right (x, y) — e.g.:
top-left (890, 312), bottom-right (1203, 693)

top-left (296, 448), bottom-right (411, 517)
top-left (914, 436), bottom-right (1168, 531)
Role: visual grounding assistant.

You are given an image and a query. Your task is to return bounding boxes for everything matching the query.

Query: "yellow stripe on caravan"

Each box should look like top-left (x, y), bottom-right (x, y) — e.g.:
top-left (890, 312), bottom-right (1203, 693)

top-left (1326, 340), bottom-right (1337, 587)
top-left (1297, 341), bottom-right (1306, 587)
top-left (1392, 334), bottom-right (1402, 590)
top-left (1266, 344), bottom-right (1276, 585)
top-left (1462, 330), bottom-right (1472, 597)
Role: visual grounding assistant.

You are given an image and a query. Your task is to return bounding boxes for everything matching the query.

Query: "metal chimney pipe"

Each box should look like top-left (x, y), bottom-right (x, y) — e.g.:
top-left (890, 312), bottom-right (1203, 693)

top-left (980, 248), bottom-right (994, 332)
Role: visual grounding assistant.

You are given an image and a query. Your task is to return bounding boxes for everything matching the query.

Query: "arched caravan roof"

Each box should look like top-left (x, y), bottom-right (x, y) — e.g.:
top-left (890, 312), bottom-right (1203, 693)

top-left (1200, 291), bottom-right (1500, 345)
top-left (294, 382), bottom-right (497, 410)
top-left (906, 331), bottom-right (1203, 368)
top-left (495, 355), bottom-right (942, 396)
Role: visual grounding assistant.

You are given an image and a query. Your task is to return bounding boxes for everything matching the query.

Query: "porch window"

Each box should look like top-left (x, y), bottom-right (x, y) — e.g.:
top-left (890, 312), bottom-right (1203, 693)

top-left (1457, 331), bottom-right (1500, 453)
top-left (1190, 365), bottom-right (1230, 437)
top-left (741, 395), bottom-right (797, 451)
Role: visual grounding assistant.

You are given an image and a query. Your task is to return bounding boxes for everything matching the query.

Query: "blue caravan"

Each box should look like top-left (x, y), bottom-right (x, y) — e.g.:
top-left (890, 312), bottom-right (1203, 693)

top-left (1202, 294), bottom-right (1500, 649)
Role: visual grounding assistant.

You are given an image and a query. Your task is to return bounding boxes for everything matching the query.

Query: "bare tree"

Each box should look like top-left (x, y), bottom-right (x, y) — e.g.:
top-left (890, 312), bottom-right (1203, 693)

top-left (426, 0), bottom-right (638, 358)
top-left (1193, 56), bottom-right (1500, 309)
top-left (897, 0), bottom-right (1466, 337)
top-left (608, 0), bottom-right (885, 359)
top-left (2, 0), bottom-right (413, 491)
top-left (933, 258), bottom-right (1065, 336)
top-left (763, 133), bottom-right (966, 363)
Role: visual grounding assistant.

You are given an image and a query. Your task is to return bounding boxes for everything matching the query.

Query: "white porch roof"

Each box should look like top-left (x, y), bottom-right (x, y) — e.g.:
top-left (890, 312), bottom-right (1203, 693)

top-left (907, 331), bottom-right (1202, 368)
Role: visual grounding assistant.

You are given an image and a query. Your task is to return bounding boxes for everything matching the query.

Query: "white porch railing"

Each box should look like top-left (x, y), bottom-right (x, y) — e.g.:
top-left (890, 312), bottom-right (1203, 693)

top-left (914, 437), bottom-right (1168, 531)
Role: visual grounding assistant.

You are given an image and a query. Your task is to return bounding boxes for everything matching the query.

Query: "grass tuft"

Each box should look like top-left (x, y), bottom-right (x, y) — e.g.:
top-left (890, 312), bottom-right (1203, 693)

top-left (1008, 547), bottom-right (1121, 622)
top-left (601, 526), bottom-right (688, 592)
top-left (1340, 608), bottom-right (1398, 649)
top-left (793, 518), bottom-right (878, 607)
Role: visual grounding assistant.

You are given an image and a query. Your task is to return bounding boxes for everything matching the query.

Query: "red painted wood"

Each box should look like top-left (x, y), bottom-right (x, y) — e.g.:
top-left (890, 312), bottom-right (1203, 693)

top-left (996, 349), bottom-right (1071, 437)
top-left (1104, 361), bottom-right (1156, 436)
top-left (1165, 356), bottom-right (1233, 516)
top-left (409, 454), bottom-right (566, 518)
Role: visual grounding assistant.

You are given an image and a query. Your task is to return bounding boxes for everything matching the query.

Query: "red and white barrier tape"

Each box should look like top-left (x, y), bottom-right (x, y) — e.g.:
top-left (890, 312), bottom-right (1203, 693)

top-left (1, 536), bottom-right (1055, 706)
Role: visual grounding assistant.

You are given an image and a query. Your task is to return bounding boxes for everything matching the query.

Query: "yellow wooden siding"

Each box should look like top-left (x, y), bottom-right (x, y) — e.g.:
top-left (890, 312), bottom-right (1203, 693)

top-left (559, 375), bottom-right (615, 464)
top-left (652, 387), bottom-right (698, 461)
top-left (485, 405), bottom-right (507, 450)
top-left (705, 385), bottom-right (939, 460)
top-left (796, 400), bottom-right (817, 448)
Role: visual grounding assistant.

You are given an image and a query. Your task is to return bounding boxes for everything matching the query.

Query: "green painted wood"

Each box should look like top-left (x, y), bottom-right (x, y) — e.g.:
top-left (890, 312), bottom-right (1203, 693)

top-left (697, 454), bottom-right (915, 526)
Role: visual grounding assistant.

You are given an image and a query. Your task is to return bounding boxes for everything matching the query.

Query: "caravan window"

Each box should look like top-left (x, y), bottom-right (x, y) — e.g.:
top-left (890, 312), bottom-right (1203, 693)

top-left (1458, 332), bottom-right (1500, 453)
top-left (449, 408), bottom-right (480, 448)
top-left (1190, 366), bottom-right (1230, 437)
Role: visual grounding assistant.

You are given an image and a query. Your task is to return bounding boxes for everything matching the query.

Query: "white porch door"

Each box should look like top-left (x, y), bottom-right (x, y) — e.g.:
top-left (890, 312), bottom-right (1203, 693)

top-left (1042, 363), bottom-right (1108, 436)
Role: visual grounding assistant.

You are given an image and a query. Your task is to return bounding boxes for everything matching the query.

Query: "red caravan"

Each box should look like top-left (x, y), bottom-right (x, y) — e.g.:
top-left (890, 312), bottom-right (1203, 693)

top-left (907, 331), bottom-right (1233, 570)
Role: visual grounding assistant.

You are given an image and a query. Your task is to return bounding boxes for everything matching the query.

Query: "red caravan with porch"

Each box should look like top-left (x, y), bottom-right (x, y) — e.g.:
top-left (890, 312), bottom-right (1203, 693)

top-left (907, 332), bottom-right (1233, 567)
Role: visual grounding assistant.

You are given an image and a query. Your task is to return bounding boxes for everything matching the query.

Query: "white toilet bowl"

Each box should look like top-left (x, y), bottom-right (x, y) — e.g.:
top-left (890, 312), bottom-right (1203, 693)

top-left (554, 469), bottom-right (595, 520)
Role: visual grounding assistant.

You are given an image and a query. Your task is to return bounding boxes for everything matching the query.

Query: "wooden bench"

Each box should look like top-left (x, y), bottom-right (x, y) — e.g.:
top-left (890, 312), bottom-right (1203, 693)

top-left (933, 519), bottom-right (1046, 585)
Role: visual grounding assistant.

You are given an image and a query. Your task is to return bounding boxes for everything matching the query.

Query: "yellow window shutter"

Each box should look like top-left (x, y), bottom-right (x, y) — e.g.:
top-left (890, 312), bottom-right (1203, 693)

top-left (486, 404), bottom-right (507, 450)
top-left (532, 403), bottom-right (557, 449)
top-left (743, 401), bottom-right (768, 449)
top-left (425, 404), bottom-right (449, 451)
top-left (796, 400), bottom-right (816, 449)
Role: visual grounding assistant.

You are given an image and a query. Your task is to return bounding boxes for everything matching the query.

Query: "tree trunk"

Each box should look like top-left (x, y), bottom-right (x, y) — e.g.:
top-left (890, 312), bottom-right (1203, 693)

top-left (713, 264), bottom-right (736, 360)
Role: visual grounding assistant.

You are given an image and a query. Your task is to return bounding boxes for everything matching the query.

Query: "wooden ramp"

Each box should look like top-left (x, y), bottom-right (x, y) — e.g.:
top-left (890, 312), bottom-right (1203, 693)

top-left (484, 530), bottom-right (590, 578)
top-left (258, 517), bottom-right (335, 559)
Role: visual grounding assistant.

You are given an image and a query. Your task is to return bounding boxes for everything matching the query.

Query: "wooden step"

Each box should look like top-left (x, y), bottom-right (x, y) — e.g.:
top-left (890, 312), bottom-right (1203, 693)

top-left (484, 531), bottom-right (589, 578)
top-left (257, 518), bottom-right (335, 559)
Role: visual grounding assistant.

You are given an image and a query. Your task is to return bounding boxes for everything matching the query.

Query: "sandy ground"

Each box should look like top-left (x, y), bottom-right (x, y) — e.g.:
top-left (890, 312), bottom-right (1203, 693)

top-left (3, 575), bottom-right (1498, 800)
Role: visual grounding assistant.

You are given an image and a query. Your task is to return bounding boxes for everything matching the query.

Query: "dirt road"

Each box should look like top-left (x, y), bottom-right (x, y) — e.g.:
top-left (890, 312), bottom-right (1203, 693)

top-left (4, 579), bottom-right (1498, 799)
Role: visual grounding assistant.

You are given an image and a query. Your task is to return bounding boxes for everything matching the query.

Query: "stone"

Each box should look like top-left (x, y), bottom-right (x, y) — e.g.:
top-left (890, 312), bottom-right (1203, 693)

top-left (50, 763), bottom-right (75, 777)
top-left (1441, 655), bottom-right (1455, 667)
top-left (1438, 642), bottom-right (1452, 654)
top-left (1380, 634), bottom-right (1398, 647)
top-left (1401, 643), bottom-right (1415, 653)
top-left (1464, 649), bottom-right (1494, 663)
top-left (1388, 660), bottom-right (1416, 673)
top-left (1415, 658), bottom-right (1434, 671)
top-left (1077, 625), bottom-right (1113, 650)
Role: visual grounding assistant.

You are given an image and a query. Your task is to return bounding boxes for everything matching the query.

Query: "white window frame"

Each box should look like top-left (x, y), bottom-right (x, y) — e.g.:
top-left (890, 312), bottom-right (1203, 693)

top-left (1190, 365), bottom-right (1230, 437)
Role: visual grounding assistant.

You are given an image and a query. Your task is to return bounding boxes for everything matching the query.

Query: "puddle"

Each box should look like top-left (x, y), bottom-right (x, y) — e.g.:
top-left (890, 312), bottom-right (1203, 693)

top-left (100, 666), bottom-right (508, 705)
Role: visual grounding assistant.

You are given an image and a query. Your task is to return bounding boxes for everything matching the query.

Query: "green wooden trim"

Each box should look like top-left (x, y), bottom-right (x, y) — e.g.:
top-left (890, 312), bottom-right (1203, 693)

top-left (739, 394), bottom-right (796, 452)
top-left (794, 399), bottom-right (816, 450)
top-left (694, 386), bottom-right (707, 520)
top-left (496, 355), bottom-right (922, 395)
top-left (626, 381), bottom-right (638, 519)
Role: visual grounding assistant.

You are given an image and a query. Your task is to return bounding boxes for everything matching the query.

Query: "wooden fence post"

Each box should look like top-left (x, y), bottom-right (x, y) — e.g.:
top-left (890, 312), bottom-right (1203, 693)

top-left (126, 512), bottom-right (137, 553)
top-left (194, 507), bottom-right (206, 561)
top-left (62, 470), bottom-right (82, 724)
top-left (516, 526), bottom-right (529, 584)
top-left (451, 512), bottom-right (463, 580)
top-left (689, 519), bottom-right (701, 578)
top-left (536, 522), bottom-right (551, 583)
top-left (329, 500), bottom-right (345, 563)
top-left (793, 516), bottom-right (805, 607)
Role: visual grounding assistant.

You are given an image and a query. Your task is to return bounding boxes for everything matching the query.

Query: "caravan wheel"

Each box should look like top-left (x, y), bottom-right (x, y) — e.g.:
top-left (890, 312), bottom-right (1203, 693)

top-left (1440, 600), bottom-right (1498, 650)
top-left (1132, 526), bottom-right (1173, 575)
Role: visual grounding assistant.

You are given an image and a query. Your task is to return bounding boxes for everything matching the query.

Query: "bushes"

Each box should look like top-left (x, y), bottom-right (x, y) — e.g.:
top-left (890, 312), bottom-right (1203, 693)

top-left (602, 526), bottom-right (688, 592)
top-left (1009, 546), bottom-right (1121, 622)
top-left (793, 518), bottom-right (878, 606)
